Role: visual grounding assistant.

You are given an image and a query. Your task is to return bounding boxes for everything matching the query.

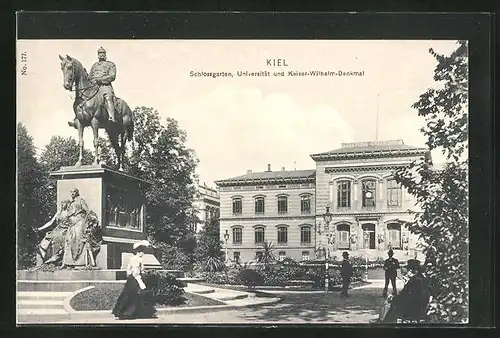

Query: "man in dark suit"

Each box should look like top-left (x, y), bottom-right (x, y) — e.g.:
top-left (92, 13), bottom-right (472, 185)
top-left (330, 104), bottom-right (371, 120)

top-left (340, 251), bottom-right (353, 296)
top-left (382, 249), bottom-right (400, 297)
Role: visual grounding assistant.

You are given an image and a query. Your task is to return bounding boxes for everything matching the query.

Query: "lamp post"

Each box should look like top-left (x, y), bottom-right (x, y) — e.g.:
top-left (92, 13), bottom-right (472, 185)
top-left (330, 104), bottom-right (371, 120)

top-left (223, 229), bottom-right (230, 264)
top-left (322, 205), bottom-right (333, 293)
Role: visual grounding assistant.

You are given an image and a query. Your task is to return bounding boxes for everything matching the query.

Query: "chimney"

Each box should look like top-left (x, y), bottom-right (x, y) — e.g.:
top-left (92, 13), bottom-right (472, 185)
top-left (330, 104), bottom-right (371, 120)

top-left (281, 166), bottom-right (285, 172)
top-left (267, 164), bottom-right (271, 172)
top-left (247, 169), bottom-right (252, 174)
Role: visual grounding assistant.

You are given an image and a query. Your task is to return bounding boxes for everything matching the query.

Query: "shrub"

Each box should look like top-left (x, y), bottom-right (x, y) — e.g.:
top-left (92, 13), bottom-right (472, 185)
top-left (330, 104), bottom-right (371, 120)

top-left (204, 269), bottom-right (241, 285)
top-left (144, 270), bottom-right (186, 306)
top-left (238, 268), bottom-right (263, 288)
top-left (257, 265), bottom-right (290, 286)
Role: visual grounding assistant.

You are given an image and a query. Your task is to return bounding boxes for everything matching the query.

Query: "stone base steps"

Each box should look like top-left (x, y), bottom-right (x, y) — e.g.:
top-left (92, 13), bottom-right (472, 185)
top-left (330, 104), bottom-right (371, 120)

top-left (17, 280), bottom-right (125, 292)
top-left (18, 283), bottom-right (282, 324)
top-left (17, 291), bottom-right (72, 320)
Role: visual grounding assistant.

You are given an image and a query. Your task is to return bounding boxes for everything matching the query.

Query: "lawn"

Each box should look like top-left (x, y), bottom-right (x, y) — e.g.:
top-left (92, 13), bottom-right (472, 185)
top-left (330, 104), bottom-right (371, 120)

top-left (70, 284), bottom-right (224, 311)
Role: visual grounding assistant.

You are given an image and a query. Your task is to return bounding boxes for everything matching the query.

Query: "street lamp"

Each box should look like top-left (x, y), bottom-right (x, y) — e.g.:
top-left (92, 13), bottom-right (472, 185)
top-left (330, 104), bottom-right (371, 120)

top-left (223, 229), bottom-right (230, 264)
top-left (322, 205), bottom-right (333, 293)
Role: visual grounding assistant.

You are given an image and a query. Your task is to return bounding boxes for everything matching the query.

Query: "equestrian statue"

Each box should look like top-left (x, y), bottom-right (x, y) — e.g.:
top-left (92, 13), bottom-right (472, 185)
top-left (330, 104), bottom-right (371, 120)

top-left (59, 47), bottom-right (134, 171)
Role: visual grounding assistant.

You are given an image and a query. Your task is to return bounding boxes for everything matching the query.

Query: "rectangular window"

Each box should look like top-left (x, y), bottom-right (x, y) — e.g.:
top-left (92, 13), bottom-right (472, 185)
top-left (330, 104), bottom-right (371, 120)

top-left (301, 195), bottom-right (311, 214)
top-left (277, 227), bottom-right (288, 244)
top-left (301, 251), bottom-right (310, 261)
top-left (300, 227), bottom-right (311, 244)
top-left (337, 181), bottom-right (351, 208)
top-left (233, 252), bottom-right (240, 263)
top-left (277, 196), bottom-right (288, 214)
top-left (387, 179), bottom-right (402, 207)
top-left (338, 231), bottom-right (350, 249)
top-left (388, 230), bottom-right (401, 248)
top-left (232, 228), bottom-right (242, 244)
top-left (255, 228), bottom-right (265, 243)
top-left (232, 198), bottom-right (242, 214)
top-left (255, 197), bottom-right (265, 214)
top-left (278, 251), bottom-right (286, 261)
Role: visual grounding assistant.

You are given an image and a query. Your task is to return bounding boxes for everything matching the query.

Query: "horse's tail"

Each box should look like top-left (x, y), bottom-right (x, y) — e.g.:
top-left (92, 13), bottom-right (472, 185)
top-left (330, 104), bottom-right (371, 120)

top-left (127, 110), bottom-right (134, 142)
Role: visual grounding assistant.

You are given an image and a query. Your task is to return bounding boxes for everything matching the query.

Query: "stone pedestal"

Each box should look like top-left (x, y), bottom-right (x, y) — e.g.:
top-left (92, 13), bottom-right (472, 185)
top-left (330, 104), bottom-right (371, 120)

top-left (49, 164), bottom-right (162, 270)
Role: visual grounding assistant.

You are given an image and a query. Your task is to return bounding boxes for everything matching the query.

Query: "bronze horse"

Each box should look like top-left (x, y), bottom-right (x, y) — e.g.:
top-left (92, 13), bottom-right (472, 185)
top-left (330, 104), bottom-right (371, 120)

top-left (59, 54), bottom-right (134, 170)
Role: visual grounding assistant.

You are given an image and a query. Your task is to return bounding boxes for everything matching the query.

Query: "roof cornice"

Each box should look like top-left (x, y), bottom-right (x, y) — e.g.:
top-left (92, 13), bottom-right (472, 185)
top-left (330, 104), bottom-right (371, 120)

top-left (310, 148), bottom-right (429, 162)
top-left (215, 175), bottom-right (316, 187)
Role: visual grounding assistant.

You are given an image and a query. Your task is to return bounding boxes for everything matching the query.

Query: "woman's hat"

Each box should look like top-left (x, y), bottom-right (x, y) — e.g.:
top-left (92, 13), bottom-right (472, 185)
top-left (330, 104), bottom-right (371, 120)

top-left (342, 251), bottom-right (349, 258)
top-left (133, 240), bottom-right (152, 250)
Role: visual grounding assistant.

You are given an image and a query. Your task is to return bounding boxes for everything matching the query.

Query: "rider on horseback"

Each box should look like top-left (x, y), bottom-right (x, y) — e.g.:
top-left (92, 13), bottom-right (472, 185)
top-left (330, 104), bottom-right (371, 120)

top-left (68, 46), bottom-right (117, 127)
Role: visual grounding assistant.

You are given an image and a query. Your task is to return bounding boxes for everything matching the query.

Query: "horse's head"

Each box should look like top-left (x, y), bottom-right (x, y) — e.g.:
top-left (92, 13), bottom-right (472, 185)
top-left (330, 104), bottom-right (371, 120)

top-left (59, 54), bottom-right (79, 91)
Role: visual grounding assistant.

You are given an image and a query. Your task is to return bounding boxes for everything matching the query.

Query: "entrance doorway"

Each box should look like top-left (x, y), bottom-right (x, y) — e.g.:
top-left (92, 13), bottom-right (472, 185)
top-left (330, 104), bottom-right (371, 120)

top-left (362, 223), bottom-right (376, 249)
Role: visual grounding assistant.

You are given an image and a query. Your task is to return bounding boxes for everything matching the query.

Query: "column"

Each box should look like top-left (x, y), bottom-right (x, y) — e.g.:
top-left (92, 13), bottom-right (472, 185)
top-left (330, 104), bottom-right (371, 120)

top-left (353, 180), bottom-right (359, 210)
top-left (378, 179), bottom-right (385, 211)
top-left (329, 183), bottom-right (334, 208)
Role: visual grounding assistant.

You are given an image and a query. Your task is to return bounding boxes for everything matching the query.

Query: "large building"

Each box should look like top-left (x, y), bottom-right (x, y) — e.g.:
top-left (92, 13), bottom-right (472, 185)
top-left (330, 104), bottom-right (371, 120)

top-left (215, 140), bottom-right (429, 263)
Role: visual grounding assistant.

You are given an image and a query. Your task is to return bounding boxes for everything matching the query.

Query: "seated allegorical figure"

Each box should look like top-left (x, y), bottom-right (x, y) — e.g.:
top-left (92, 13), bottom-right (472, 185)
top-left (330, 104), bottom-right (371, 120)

top-left (36, 200), bottom-right (72, 265)
top-left (36, 188), bottom-right (102, 268)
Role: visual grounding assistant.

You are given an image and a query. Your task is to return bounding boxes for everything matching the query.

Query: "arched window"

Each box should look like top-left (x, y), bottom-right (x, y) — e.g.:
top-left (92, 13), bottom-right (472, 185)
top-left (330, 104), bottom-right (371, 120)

top-left (337, 180), bottom-right (352, 208)
top-left (232, 227), bottom-right (242, 244)
top-left (337, 223), bottom-right (350, 249)
top-left (277, 226), bottom-right (288, 244)
top-left (300, 226), bottom-right (312, 244)
top-left (362, 179), bottom-right (377, 207)
top-left (387, 223), bottom-right (402, 249)
top-left (232, 197), bottom-right (242, 215)
top-left (277, 195), bottom-right (288, 214)
top-left (254, 196), bottom-right (265, 214)
top-left (387, 179), bottom-right (402, 207)
top-left (254, 226), bottom-right (265, 244)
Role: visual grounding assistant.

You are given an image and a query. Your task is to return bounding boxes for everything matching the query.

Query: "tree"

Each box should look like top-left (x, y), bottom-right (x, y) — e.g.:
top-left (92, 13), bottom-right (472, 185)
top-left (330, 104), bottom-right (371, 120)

top-left (96, 136), bottom-right (118, 168)
top-left (38, 136), bottom-right (94, 216)
top-left (258, 241), bottom-right (276, 269)
top-left (39, 136), bottom-right (94, 172)
top-left (17, 123), bottom-right (48, 268)
top-left (394, 40), bottom-right (468, 323)
top-left (194, 216), bottom-right (225, 272)
top-left (119, 107), bottom-right (199, 270)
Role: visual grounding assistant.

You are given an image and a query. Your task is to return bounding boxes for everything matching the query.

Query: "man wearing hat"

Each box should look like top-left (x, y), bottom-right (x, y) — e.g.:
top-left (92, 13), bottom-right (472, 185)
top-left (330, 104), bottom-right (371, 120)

top-left (383, 261), bottom-right (430, 323)
top-left (382, 249), bottom-right (400, 297)
top-left (89, 46), bottom-right (117, 123)
top-left (340, 251), bottom-right (353, 296)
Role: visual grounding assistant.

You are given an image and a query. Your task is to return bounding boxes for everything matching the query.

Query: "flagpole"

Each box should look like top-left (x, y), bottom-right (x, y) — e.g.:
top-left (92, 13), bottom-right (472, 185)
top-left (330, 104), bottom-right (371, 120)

top-left (376, 93), bottom-right (380, 140)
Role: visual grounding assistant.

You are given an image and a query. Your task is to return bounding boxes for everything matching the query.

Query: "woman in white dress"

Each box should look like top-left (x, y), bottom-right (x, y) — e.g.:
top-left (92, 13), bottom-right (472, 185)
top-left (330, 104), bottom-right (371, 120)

top-left (112, 240), bottom-right (156, 319)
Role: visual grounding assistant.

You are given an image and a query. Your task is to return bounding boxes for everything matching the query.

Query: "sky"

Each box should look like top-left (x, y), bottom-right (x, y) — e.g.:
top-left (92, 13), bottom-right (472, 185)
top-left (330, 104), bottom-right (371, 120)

top-left (16, 40), bottom-right (462, 187)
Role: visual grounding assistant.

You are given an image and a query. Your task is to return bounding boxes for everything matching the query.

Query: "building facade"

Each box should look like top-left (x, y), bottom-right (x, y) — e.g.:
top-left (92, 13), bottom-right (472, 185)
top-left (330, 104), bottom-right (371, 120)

top-left (216, 166), bottom-right (316, 263)
top-left (192, 181), bottom-right (220, 233)
top-left (215, 140), bottom-right (430, 263)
